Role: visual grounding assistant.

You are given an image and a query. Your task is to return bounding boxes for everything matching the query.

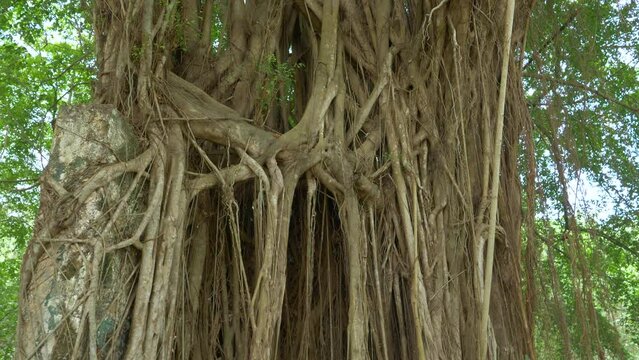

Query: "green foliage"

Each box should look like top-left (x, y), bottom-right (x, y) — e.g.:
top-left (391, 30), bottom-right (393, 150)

top-left (0, 1), bottom-right (93, 356)
top-left (257, 54), bottom-right (303, 127)
top-left (526, 0), bottom-right (639, 211)
top-left (210, 2), bottom-right (227, 53)
top-left (0, 249), bottom-right (20, 359)
top-left (532, 219), bottom-right (638, 359)
top-left (525, 2), bottom-right (639, 357)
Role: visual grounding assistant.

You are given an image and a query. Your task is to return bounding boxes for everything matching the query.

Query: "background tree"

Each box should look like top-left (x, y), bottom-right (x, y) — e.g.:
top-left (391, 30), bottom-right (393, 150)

top-left (523, 0), bottom-right (639, 358)
top-left (1, 0), bottom-right (637, 359)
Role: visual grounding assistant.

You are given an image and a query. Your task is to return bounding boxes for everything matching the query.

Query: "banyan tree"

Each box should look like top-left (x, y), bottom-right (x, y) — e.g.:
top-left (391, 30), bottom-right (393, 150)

top-left (17, 0), bottom-right (536, 358)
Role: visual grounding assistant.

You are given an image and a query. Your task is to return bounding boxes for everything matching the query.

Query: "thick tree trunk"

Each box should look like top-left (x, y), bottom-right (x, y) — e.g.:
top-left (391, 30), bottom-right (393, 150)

top-left (18, 1), bottom-right (535, 359)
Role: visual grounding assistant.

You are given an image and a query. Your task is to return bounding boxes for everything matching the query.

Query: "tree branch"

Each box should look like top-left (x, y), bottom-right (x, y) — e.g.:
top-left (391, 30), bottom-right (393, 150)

top-left (523, 9), bottom-right (579, 70)
top-left (579, 227), bottom-right (639, 258)
top-left (525, 72), bottom-right (639, 116)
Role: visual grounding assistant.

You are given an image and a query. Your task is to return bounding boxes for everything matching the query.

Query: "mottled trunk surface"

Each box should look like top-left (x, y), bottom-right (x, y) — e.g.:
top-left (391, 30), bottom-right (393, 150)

top-left (18, 1), bottom-right (535, 359)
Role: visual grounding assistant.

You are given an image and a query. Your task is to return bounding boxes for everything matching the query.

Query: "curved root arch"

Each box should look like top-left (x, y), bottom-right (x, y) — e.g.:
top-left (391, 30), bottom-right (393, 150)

top-left (18, 0), bottom-right (535, 359)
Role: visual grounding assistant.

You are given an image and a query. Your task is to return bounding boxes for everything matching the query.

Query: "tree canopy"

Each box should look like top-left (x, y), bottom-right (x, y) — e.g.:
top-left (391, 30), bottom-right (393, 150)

top-left (1, 0), bottom-right (638, 358)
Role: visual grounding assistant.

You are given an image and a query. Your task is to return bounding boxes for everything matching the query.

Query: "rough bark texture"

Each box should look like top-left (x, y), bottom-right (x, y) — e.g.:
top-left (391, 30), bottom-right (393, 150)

top-left (17, 106), bottom-right (141, 358)
top-left (18, 1), bottom-right (536, 359)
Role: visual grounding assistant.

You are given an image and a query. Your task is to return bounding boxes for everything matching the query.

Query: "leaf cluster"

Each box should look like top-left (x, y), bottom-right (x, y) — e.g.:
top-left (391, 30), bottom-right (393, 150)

top-left (524, 0), bottom-right (639, 357)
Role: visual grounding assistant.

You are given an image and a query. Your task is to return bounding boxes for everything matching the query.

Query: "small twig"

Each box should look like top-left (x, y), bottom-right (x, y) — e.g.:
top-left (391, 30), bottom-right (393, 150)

top-left (525, 72), bottom-right (639, 116)
top-left (523, 9), bottom-right (579, 70)
top-left (430, 270), bottom-right (466, 301)
top-left (0, 178), bottom-right (38, 184)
